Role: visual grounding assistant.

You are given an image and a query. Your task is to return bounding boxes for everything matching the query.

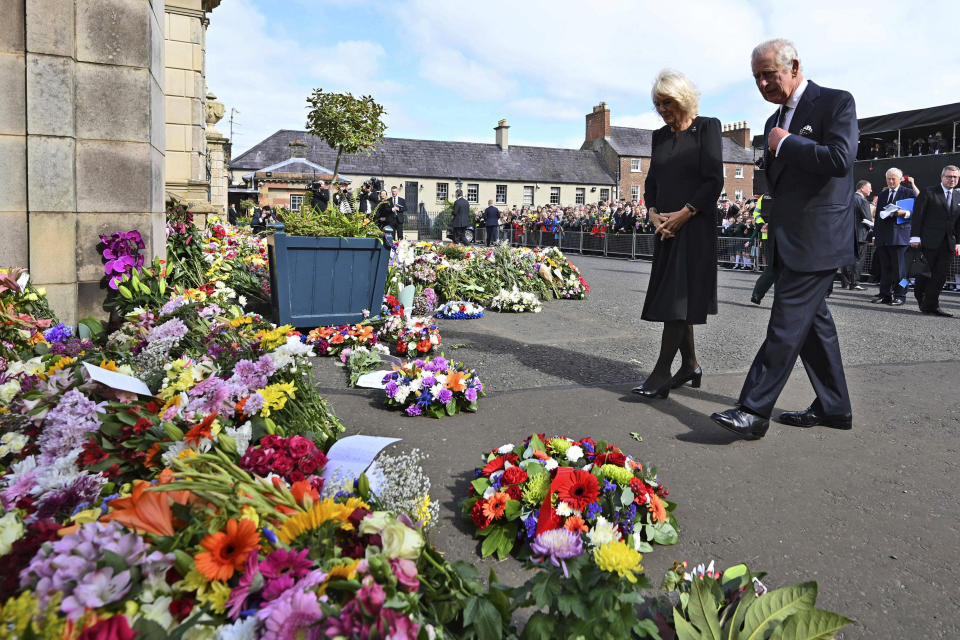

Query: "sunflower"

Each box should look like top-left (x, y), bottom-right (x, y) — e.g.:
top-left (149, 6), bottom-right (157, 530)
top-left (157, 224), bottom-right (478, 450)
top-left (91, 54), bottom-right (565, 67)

top-left (277, 497), bottom-right (369, 544)
top-left (554, 469), bottom-right (600, 512)
top-left (318, 559), bottom-right (360, 595)
top-left (194, 518), bottom-right (261, 582)
top-left (482, 492), bottom-right (508, 521)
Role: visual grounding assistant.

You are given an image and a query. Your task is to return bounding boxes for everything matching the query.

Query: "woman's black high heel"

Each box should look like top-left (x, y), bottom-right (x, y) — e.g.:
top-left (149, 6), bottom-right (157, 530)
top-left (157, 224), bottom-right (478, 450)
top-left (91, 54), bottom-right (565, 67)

top-left (631, 380), bottom-right (671, 399)
top-left (669, 366), bottom-right (703, 389)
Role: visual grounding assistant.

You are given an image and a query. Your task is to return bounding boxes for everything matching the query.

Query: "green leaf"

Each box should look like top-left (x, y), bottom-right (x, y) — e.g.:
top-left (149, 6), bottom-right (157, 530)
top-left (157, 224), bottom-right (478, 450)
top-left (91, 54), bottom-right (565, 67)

top-left (132, 619), bottom-right (169, 640)
top-left (741, 582), bottom-right (818, 640)
top-left (621, 487), bottom-right (635, 507)
top-left (521, 612), bottom-right (556, 640)
top-left (463, 596), bottom-right (502, 640)
top-left (721, 564), bottom-right (748, 586)
top-left (674, 611), bottom-right (706, 640)
top-left (504, 499), bottom-right (522, 520)
top-left (651, 521), bottom-right (679, 545)
top-left (774, 609), bottom-right (854, 640)
top-left (481, 527), bottom-right (508, 558)
top-left (687, 577), bottom-right (723, 640)
top-left (472, 478), bottom-right (491, 495)
top-left (445, 400), bottom-right (457, 416)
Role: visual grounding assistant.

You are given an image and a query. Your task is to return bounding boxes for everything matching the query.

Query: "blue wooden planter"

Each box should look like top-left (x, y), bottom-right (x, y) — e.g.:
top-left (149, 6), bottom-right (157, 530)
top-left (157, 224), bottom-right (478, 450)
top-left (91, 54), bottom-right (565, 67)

top-left (267, 230), bottom-right (390, 328)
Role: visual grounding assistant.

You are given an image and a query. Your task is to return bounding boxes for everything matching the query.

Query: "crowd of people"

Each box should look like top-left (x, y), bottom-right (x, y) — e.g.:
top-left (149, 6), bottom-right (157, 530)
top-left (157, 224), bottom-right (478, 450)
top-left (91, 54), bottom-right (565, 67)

top-left (858, 130), bottom-right (954, 160)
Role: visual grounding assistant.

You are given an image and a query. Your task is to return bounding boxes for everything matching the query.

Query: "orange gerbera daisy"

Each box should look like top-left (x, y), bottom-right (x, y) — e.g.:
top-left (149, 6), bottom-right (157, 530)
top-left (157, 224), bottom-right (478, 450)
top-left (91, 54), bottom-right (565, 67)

top-left (444, 370), bottom-right (468, 392)
top-left (194, 518), bottom-right (261, 582)
top-left (563, 514), bottom-right (589, 534)
top-left (647, 495), bottom-right (667, 524)
top-left (482, 491), bottom-right (508, 520)
top-left (330, 333), bottom-right (345, 345)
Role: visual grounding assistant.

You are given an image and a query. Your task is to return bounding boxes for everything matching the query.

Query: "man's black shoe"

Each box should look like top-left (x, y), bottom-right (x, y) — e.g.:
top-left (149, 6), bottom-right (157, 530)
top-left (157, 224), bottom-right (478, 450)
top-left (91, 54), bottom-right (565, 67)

top-left (922, 308), bottom-right (954, 317)
top-left (750, 295), bottom-right (762, 305)
top-left (710, 408), bottom-right (769, 440)
top-left (869, 295), bottom-right (890, 304)
top-left (890, 297), bottom-right (905, 306)
top-left (777, 407), bottom-right (852, 429)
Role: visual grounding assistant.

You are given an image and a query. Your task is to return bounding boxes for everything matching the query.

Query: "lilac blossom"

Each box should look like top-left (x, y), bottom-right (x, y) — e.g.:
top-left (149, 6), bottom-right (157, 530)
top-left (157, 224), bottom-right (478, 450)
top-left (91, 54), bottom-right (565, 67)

top-left (37, 388), bottom-right (107, 465)
top-left (146, 317), bottom-right (188, 343)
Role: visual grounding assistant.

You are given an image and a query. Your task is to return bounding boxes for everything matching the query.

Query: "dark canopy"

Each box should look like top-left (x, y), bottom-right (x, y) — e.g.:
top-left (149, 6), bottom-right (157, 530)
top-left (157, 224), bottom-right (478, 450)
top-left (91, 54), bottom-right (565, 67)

top-left (858, 103), bottom-right (960, 136)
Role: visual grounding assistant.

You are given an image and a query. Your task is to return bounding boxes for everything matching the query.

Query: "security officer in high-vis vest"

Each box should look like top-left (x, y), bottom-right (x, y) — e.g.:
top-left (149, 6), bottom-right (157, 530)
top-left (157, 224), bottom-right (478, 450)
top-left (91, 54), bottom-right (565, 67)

top-left (750, 195), bottom-right (779, 304)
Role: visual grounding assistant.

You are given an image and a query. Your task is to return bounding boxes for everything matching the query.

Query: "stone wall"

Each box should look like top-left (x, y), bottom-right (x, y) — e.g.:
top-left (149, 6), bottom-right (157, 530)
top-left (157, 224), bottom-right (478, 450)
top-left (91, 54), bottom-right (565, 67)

top-left (0, 0), bottom-right (167, 325)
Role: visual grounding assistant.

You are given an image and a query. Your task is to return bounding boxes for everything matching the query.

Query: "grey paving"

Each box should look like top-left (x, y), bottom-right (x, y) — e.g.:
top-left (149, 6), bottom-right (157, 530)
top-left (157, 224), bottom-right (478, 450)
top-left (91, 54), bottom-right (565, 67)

top-left (312, 255), bottom-right (960, 639)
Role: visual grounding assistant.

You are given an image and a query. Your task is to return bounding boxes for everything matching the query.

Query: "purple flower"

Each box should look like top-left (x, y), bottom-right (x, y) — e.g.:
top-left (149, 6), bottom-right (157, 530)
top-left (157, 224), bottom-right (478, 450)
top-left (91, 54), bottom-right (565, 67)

top-left (43, 324), bottom-right (73, 344)
top-left (432, 357), bottom-right (448, 370)
top-left (436, 388), bottom-right (453, 404)
top-left (464, 387), bottom-right (478, 402)
top-left (601, 479), bottom-right (616, 493)
top-left (243, 392), bottom-right (265, 415)
top-left (530, 528), bottom-right (584, 578)
top-left (146, 318), bottom-right (188, 343)
top-left (421, 376), bottom-right (437, 388)
top-left (159, 296), bottom-right (187, 316)
top-left (523, 514), bottom-right (539, 539)
top-left (585, 502), bottom-right (603, 519)
top-left (405, 405), bottom-right (422, 417)
top-left (384, 381), bottom-right (399, 399)
top-left (38, 388), bottom-right (108, 464)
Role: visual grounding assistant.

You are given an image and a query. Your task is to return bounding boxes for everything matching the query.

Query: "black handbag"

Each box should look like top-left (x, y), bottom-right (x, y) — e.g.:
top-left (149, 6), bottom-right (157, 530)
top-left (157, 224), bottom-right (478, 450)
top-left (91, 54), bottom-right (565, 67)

top-left (906, 247), bottom-right (931, 278)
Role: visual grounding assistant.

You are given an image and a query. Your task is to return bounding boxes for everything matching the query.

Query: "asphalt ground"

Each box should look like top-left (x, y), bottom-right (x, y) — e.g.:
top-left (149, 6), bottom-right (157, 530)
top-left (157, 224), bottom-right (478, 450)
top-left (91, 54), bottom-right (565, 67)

top-left (312, 255), bottom-right (960, 639)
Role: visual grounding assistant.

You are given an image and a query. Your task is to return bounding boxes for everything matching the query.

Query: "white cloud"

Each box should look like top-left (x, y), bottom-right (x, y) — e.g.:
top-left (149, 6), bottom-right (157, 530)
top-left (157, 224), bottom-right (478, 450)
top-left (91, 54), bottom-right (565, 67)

top-left (613, 112), bottom-right (664, 131)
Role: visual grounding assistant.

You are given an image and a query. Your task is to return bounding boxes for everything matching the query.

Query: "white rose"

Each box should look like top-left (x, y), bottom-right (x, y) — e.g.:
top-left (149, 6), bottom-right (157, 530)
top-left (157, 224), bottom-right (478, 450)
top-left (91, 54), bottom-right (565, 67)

top-left (565, 445), bottom-right (584, 462)
top-left (0, 380), bottom-right (21, 404)
top-left (380, 519), bottom-right (425, 560)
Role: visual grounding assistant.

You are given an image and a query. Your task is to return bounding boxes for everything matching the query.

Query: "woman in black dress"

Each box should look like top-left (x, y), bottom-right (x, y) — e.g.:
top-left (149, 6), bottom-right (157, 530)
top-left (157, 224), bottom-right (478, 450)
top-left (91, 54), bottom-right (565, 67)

top-left (633, 70), bottom-right (723, 398)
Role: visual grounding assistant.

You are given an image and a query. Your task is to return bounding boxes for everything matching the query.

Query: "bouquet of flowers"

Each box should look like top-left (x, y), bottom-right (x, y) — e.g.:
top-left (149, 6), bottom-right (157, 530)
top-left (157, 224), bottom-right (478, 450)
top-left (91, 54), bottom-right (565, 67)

top-left (380, 315), bottom-right (442, 356)
top-left (435, 301), bottom-right (484, 320)
top-left (490, 287), bottom-right (542, 313)
top-left (239, 434), bottom-right (328, 485)
top-left (382, 356), bottom-right (483, 418)
top-left (462, 434), bottom-right (678, 560)
top-left (304, 323), bottom-right (379, 357)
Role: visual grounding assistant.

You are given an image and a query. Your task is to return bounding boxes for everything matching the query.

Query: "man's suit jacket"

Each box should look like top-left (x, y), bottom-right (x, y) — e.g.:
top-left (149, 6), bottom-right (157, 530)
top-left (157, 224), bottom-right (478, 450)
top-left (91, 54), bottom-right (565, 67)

top-left (912, 185), bottom-right (960, 249)
top-left (852, 192), bottom-right (872, 244)
top-left (483, 205), bottom-right (500, 226)
top-left (873, 185), bottom-right (915, 246)
top-left (763, 81), bottom-right (858, 272)
top-left (452, 197), bottom-right (470, 227)
top-left (390, 196), bottom-right (407, 224)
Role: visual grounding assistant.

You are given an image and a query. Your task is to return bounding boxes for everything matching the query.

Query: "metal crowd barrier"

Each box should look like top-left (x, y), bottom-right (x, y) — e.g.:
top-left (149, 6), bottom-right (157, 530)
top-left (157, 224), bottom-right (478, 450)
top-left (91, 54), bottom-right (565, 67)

top-left (412, 213), bottom-right (960, 291)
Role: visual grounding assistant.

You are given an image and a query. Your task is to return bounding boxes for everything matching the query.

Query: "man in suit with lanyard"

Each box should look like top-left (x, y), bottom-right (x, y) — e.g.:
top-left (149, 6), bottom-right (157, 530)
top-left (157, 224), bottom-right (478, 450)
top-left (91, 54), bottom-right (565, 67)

top-left (909, 165), bottom-right (960, 316)
top-left (712, 39), bottom-right (858, 439)
top-left (871, 168), bottom-right (919, 305)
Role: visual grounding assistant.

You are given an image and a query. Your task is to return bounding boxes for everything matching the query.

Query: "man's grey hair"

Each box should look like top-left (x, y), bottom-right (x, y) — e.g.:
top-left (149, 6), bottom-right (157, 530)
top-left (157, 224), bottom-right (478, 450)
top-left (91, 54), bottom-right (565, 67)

top-left (885, 167), bottom-right (903, 178)
top-left (941, 165), bottom-right (959, 176)
top-left (752, 38), bottom-right (803, 74)
top-left (855, 180), bottom-right (871, 191)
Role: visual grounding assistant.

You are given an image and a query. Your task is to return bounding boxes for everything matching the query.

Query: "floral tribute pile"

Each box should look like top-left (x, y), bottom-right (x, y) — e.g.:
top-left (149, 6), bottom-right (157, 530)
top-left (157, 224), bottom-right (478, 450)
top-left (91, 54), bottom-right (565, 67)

top-left (489, 287), bottom-right (542, 313)
top-left (0, 212), bottom-right (514, 639)
top-left (382, 356), bottom-right (483, 418)
top-left (387, 240), bottom-right (588, 309)
top-left (434, 301), bottom-right (484, 320)
top-left (462, 434), bottom-right (678, 561)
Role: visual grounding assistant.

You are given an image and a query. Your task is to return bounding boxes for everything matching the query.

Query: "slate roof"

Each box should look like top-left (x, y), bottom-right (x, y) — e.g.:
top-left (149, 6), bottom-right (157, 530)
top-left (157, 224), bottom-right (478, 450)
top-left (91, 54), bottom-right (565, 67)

top-left (232, 130), bottom-right (616, 185)
top-left (607, 125), bottom-right (754, 164)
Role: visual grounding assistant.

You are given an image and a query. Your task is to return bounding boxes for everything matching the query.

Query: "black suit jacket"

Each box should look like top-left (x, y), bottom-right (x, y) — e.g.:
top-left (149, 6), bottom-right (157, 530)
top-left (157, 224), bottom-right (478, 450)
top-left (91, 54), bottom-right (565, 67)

top-left (390, 195), bottom-right (407, 223)
top-left (763, 81), bottom-right (858, 272)
top-left (912, 185), bottom-right (960, 249)
top-left (452, 198), bottom-right (470, 227)
top-left (483, 205), bottom-right (500, 226)
top-left (852, 192), bottom-right (872, 244)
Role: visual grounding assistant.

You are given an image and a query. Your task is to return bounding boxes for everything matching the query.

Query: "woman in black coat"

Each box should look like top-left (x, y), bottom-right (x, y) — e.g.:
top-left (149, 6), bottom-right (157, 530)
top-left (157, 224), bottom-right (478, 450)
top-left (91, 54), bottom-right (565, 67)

top-left (633, 70), bottom-right (724, 398)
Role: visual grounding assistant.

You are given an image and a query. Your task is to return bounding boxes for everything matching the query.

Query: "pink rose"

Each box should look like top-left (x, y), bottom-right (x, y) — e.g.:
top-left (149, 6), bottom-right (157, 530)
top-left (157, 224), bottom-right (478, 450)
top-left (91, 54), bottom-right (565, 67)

top-left (389, 558), bottom-right (420, 593)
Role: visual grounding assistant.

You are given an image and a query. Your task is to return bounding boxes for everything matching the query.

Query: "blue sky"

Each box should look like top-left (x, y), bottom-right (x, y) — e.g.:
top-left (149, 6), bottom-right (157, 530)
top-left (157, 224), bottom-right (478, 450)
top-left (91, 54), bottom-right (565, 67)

top-left (207, 0), bottom-right (960, 156)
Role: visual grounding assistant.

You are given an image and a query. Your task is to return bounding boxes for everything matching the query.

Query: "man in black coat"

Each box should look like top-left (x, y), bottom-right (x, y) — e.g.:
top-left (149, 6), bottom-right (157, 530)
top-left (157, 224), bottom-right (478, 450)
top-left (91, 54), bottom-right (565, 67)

top-left (451, 189), bottom-right (470, 244)
top-left (389, 186), bottom-right (407, 239)
top-left (482, 200), bottom-right (500, 245)
top-left (839, 180), bottom-right (874, 290)
top-left (909, 165), bottom-right (960, 316)
top-left (712, 39), bottom-right (858, 439)
top-left (312, 181), bottom-right (330, 211)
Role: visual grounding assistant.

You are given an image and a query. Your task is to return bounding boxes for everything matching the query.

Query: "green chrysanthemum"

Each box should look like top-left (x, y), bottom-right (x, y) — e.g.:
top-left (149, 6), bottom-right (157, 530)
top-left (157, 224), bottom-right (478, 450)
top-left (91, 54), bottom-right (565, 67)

top-left (548, 438), bottom-right (571, 454)
top-left (600, 464), bottom-right (634, 487)
top-left (522, 471), bottom-right (551, 505)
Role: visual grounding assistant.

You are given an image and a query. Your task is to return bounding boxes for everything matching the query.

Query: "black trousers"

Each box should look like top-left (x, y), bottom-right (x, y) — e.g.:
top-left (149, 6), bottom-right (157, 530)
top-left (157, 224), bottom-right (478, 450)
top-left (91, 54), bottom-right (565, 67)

top-left (876, 244), bottom-right (907, 298)
top-left (485, 225), bottom-right (499, 245)
top-left (452, 226), bottom-right (467, 244)
top-left (915, 239), bottom-right (953, 312)
top-left (839, 243), bottom-right (867, 287)
top-left (739, 265), bottom-right (851, 418)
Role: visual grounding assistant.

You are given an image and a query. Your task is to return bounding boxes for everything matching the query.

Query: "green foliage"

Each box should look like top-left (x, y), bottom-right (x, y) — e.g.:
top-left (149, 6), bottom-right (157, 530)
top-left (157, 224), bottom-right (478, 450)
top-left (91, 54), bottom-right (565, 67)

top-left (280, 204), bottom-right (384, 240)
top-left (305, 88), bottom-right (387, 183)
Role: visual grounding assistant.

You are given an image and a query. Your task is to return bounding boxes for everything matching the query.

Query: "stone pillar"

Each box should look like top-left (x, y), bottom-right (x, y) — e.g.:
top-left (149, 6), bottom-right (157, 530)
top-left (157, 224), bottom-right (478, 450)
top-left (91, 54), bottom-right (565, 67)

top-left (205, 91), bottom-right (227, 214)
top-left (0, 0), bottom-right (167, 325)
top-left (164, 0), bottom-right (220, 207)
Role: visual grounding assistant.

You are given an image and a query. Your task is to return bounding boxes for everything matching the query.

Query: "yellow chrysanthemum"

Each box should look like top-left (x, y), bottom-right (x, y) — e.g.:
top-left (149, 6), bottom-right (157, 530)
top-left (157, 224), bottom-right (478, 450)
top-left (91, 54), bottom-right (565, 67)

top-left (593, 541), bottom-right (644, 583)
top-left (276, 497), bottom-right (369, 544)
top-left (196, 579), bottom-right (231, 614)
top-left (318, 559), bottom-right (360, 595)
top-left (256, 325), bottom-right (294, 350)
top-left (257, 381), bottom-right (296, 417)
top-left (229, 316), bottom-right (253, 328)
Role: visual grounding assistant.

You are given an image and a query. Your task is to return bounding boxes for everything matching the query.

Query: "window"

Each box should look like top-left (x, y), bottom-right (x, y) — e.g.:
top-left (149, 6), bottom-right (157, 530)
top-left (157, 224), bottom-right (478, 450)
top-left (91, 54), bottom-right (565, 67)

top-left (495, 184), bottom-right (507, 204)
top-left (467, 183), bottom-right (479, 203)
top-left (735, 166), bottom-right (744, 178)
top-left (630, 185), bottom-right (640, 201)
top-left (734, 189), bottom-right (744, 200)
top-left (549, 187), bottom-right (560, 205)
top-left (290, 194), bottom-right (304, 211)
top-left (523, 186), bottom-right (535, 205)
top-left (575, 188), bottom-right (585, 204)
top-left (599, 188), bottom-right (610, 201)
top-left (436, 182), bottom-right (448, 202)
top-left (630, 158), bottom-right (641, 172)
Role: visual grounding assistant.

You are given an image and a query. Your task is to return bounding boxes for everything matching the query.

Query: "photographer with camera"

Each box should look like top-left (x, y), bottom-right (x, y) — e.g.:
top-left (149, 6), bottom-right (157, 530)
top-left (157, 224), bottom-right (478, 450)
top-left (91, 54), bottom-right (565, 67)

top-left (357, 180), bottom-right (376, 214)
top-left (310, 180), bottom-right (330, 211)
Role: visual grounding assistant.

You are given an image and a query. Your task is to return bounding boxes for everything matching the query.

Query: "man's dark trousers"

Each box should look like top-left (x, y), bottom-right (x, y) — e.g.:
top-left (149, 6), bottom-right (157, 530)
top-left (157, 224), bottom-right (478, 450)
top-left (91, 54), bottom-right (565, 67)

top-left (485, 225), bottom-right (499, 246)
top-left (918, 238), bottom-right (953, 311)
top-left (739, 262), bottom-right (851, 418)
top-left (876, 244), bottom-right (907, 299)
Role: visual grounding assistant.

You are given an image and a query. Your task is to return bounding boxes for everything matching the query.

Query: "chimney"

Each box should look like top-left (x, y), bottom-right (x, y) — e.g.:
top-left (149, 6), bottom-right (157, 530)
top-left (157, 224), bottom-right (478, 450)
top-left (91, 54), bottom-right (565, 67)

top-left (721, 121), bottom-right (751, 148)
top-left (585, 102), bottom-right (610, 141)
top-left (495, 119), bottom-right (509, 150)
top-left (288, 138), bottom-right (307, 159)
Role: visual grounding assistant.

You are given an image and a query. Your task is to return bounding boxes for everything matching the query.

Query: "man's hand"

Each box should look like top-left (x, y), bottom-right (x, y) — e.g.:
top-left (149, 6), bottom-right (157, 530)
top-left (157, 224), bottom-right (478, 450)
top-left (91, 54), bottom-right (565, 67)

top-left (955, 244), bottom-right (960, 257)
top-left (768, 126), bottom-right (789, 152)
top-left (872, 195), bottom-right (878, 205)
top-left (896, 209), bottom-right (908, 218)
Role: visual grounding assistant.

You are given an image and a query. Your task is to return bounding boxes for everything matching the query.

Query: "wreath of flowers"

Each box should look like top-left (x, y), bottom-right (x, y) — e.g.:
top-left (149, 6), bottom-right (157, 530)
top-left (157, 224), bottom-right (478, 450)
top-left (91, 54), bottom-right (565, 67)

top-left (382, 355), bottom-right (483, 418)
top-left (303, 323), bottom-right (378, 357)
top-left (435, 301), bottom-right (484, 320)
top-left (380, 315), bottom-right (442, 356)
top-left (461, 434), bottom-right (678, 560)
top-left (490, 287), bottom-right (542, 313)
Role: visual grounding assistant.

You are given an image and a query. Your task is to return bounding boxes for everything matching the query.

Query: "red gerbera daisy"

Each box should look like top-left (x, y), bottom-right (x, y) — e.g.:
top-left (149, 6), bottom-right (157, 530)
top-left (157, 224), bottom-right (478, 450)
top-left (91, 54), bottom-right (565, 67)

top-left (554, 469), bottom-right (600, 511)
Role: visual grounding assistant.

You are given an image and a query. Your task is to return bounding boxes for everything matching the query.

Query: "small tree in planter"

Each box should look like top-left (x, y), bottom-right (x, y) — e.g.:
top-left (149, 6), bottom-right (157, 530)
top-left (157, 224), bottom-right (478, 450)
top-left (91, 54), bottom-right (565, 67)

top-left (305, 89), bottom-right (386, 196)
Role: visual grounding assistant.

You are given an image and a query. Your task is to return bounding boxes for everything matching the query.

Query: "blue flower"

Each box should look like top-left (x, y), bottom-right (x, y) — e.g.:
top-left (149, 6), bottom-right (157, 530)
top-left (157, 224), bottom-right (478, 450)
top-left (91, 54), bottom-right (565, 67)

top-left (602, 479), bottom-right (616, 492)
top-left (523, 514), bottom-right (539, 539)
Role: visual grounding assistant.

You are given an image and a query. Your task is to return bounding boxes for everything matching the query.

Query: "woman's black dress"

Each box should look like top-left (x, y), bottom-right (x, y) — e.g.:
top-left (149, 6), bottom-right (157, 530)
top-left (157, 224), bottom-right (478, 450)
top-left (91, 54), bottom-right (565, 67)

top-left (641, 116), bottom-right (724, 324)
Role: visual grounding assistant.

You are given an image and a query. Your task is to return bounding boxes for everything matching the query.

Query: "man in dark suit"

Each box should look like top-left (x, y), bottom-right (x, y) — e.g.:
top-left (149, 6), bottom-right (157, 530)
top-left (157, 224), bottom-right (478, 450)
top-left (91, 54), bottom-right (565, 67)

top-left (482, 200), bottom-right (501, 245)
top-left (909, 165), bottom-right (960, 316)
top-left (389, 186), bottom-right (407, 239)
top-left (451, 189), bottom-right (470, 244)
top-left (711, 39), bottom-right (858, 439)
top-left (871, 168), bottom-right (919, 305)
top-left (839, 180), bottom-right (874, 290)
